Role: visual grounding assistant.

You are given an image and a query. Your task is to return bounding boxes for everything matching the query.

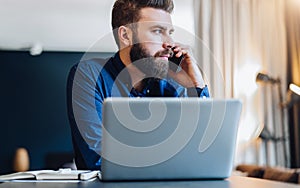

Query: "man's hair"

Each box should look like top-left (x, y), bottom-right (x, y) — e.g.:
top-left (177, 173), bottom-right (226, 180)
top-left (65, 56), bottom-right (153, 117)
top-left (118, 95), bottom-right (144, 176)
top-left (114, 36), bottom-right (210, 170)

top-left (111, 0), bottom-right (174, 47)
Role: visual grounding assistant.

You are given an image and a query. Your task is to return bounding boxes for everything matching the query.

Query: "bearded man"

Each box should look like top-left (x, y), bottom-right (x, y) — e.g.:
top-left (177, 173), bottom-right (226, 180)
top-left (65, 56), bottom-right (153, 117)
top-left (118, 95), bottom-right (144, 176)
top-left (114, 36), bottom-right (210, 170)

top-left (67, 0), bottom-right (209, 170)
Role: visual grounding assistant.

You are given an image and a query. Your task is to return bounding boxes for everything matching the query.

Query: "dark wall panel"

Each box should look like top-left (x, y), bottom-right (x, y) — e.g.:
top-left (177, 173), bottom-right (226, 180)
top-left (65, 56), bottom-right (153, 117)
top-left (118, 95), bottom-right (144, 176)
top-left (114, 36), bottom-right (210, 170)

top-left (0, 50), bottom-right (112, 174)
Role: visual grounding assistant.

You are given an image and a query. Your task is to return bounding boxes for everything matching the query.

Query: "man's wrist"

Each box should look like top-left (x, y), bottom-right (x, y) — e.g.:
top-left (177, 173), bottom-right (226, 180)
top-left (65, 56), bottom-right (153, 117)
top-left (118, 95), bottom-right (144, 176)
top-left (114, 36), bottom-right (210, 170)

top-left (187, 85), bottom-right (210, 98)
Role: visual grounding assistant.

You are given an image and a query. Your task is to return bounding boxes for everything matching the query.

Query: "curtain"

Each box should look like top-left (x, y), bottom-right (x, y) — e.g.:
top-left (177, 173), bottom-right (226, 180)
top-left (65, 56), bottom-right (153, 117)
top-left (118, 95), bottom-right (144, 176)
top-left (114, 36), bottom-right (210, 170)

top-left (194, 0), bottom-right (288, 167)
top-left (286, 0), bottom-right (300, 168)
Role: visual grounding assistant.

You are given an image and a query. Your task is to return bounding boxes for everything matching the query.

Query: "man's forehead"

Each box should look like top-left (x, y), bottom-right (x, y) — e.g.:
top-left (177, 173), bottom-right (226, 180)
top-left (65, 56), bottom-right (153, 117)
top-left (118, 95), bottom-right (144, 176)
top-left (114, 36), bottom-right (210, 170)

top-left (135, 21), bottom-right (174, 30)
top-left (138, 7), bottom-right (173, 28)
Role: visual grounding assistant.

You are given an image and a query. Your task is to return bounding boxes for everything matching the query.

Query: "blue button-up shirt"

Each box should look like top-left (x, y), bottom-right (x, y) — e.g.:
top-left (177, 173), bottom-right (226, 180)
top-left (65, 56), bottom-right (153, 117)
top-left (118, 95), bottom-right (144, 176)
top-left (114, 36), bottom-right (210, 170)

top-left (67, 52), bottom-right (209, 170)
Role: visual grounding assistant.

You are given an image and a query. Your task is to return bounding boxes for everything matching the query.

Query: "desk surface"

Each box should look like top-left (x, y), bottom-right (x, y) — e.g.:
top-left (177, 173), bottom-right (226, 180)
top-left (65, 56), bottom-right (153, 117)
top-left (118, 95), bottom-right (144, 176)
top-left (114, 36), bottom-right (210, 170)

top-left (0, 176), bottom-right (299, 188)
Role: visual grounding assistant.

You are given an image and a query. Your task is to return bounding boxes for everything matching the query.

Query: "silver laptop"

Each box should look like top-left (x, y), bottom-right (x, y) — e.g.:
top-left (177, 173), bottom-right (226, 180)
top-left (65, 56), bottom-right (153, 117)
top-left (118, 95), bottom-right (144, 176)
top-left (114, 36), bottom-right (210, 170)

top-left (101, 98), bottom-right (242, 181)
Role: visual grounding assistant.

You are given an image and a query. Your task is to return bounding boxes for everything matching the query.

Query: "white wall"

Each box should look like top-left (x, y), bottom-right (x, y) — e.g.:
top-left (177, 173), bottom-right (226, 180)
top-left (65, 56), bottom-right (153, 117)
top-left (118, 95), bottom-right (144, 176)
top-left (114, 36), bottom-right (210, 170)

top-left (0, 0), bottom-right (195, 53)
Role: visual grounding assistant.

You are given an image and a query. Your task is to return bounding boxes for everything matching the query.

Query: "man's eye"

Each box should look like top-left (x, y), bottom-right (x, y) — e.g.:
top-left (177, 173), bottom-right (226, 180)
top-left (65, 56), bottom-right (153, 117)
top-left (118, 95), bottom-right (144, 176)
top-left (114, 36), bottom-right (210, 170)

top-left (153, 29), bottom-right (163, 34)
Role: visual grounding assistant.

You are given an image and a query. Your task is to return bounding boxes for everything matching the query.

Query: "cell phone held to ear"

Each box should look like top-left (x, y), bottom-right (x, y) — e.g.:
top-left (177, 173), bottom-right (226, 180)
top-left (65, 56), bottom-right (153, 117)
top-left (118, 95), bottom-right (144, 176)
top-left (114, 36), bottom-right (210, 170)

top-left (168, 46), bottom-right (184, 72)
top-left (168, 54), bottom-right (184, 72)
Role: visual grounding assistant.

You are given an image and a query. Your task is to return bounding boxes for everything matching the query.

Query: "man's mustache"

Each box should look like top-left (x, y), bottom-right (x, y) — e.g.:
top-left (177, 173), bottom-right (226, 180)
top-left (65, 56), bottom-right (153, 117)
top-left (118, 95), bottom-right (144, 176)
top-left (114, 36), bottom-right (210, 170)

top-left (154, 48), bottom-right (174, 58)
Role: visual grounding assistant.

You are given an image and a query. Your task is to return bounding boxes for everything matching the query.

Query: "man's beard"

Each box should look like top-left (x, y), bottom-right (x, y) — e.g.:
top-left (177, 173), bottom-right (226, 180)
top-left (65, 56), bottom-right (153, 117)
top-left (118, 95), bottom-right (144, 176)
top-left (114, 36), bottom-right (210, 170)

top-left (130, 43), bottom-right (173, 79)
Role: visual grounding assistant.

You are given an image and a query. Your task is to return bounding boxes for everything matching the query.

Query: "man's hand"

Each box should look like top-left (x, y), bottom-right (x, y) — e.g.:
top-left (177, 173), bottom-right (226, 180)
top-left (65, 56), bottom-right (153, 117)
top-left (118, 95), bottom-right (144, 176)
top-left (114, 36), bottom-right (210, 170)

top-left (164, 43), bottom-right (205, 88)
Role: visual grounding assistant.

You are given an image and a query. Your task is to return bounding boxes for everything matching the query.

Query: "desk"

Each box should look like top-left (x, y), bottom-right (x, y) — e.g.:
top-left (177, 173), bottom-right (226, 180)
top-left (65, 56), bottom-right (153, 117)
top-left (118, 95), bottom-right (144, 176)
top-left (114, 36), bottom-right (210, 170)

top-left (0, 176), bottom-right (298, 188)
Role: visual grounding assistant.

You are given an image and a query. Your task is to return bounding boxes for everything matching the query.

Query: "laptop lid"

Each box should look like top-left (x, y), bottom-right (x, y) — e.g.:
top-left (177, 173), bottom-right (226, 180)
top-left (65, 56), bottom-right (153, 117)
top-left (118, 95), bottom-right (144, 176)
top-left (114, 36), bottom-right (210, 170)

top-left (101, 98), bottom-right (242, 181)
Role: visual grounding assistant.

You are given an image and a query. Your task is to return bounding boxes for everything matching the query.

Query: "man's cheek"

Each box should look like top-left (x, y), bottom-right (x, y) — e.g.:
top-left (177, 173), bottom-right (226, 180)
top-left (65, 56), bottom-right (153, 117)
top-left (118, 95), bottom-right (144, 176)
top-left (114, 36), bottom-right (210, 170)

top-left (143, 42), bottom-right (163, 52)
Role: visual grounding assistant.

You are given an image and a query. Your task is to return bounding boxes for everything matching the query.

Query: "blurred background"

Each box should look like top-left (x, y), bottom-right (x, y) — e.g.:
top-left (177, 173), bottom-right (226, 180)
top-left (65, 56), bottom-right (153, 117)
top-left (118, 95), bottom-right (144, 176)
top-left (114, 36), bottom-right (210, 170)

top-left (0, 0), bottom-right (300, 174)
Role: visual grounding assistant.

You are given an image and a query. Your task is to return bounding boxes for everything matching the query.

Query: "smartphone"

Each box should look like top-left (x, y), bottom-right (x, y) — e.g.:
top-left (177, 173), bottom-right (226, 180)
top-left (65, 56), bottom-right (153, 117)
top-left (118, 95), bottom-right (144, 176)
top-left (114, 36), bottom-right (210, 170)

top-left (168, 54), bottom-right (184, 72)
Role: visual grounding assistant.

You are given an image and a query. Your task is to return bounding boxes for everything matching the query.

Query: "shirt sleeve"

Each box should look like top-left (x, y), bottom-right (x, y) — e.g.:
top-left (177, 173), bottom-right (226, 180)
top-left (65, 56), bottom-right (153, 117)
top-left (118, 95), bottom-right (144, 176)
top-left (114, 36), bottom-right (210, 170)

top-left (67, 60), bottom-right (104, 170)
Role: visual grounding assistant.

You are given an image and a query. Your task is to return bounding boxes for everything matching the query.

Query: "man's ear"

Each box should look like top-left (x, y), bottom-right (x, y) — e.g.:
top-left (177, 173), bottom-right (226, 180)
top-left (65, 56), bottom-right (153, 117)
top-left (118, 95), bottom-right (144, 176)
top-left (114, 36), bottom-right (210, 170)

top-left (118, 26), bottom-right (132, 47)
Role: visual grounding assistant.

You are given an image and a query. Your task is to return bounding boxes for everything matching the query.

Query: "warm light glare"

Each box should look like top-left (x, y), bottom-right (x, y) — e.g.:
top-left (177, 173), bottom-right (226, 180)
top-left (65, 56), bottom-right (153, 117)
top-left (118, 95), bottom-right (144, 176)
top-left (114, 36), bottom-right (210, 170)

top-left (235, 61), bottom-right (261, 97)
top-left (290, 83), bottom-right (300, 96)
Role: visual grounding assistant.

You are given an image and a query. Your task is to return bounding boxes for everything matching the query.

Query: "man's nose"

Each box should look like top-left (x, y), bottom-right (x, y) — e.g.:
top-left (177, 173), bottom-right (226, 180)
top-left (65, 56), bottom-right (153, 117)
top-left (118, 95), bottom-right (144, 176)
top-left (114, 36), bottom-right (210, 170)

top-left (162, 43), bottom-right (173, 49)
top-left (163, 34), bottom-right (174, 47)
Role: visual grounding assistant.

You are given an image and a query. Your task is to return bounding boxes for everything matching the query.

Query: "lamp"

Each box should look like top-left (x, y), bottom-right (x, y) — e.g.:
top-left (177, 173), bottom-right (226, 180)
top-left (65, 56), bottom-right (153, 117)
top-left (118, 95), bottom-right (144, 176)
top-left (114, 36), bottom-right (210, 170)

top-left (256, 72), bottom-right (280, 84)
top-left (281, 83), bottom-right (300, 108)
top-left (256, 72), bottom-right (289, 167)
